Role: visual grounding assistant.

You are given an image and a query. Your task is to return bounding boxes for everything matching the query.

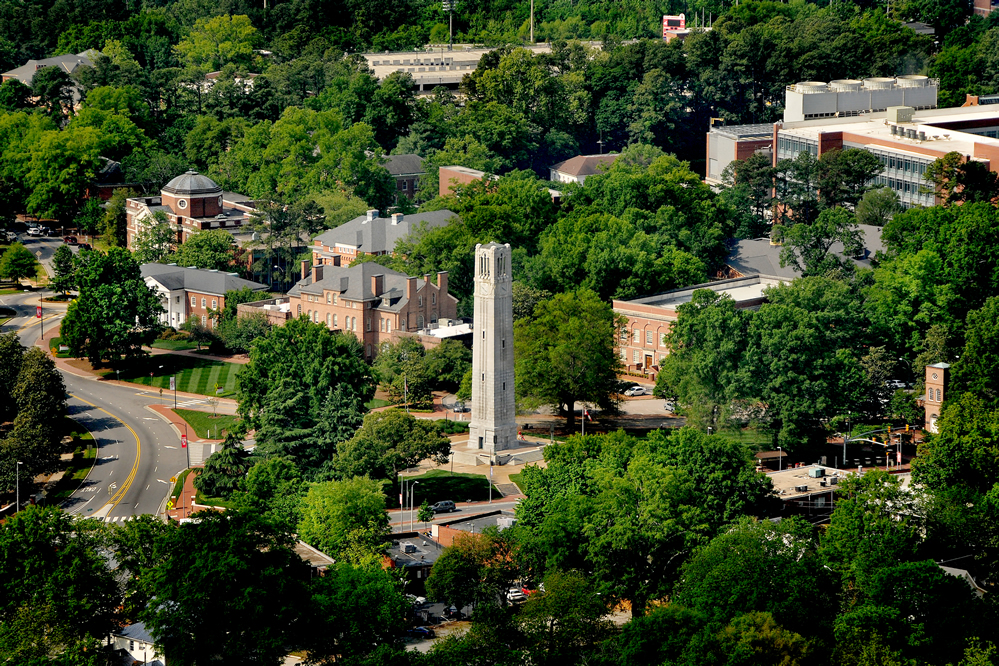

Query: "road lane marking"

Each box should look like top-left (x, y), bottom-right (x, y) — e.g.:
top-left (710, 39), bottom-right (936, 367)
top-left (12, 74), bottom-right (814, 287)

top-left (157, 479), bottom-right (169, 484)
top-left (69, 393), bottom-right (141, 515)
top-left (164, 445), bottom-right (177, 449)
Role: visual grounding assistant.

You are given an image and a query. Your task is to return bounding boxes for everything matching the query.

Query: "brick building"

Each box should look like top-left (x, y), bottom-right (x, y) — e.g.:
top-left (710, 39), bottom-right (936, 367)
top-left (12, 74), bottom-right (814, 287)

top-left (548, 154), bottom-right (618, 185)
top-left (384, 154), bottom-right (426, 201)
top-left (311, 209), bottom-right (457, 267)
top-left (613, 275), bottom-right (788, 378)
top-left (275, 260), bottom-right (457, 359)
top-left (141, 263), bottom-right (268, 329)
top-left (924, 362), bottom-right (950, 433)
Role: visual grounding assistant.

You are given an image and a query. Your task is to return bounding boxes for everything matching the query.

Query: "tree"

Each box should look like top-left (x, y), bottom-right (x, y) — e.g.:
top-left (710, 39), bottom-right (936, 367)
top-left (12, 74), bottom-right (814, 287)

top-left (417, 499), bottom-right (434, 530)
top-left (25, 126), bottom-right (103, 221)
top-left (230, 457), bottom-right (307, 533)
top-left (952, 297), bottom-right (999, 404)
top-left (140, 510), bottom-right (311, 666)
top-left (425, 528), bottom-right (519, 611)
top-left (372, 337), bottom-right (433, 406)
top-left (304, 562), bottom-right (409, 663)
top-left (925, 151), bottom-right (999, 206)
top-left (131, 210), bottom-right (176, 264)
top-left (50, 245), bottom-right (76, 294)
top-left (0, 243), bottom-right (38, 284)
top-left (31, 66), bottom-right (74, 120)
top-left (169, 229), bottom-right (238, 272)
top-left (0, 332), bottom-right (25, 423)
top-left (856, 186), bottom-right (903, 227)
top-left (0, 506), bottom-right (121, 661)
top-left (774, 207), bottom-right (864, 277)
top-left (174, 14), bottom-right (261, 71)
top-left (335, 409), bottom-right (451, 482)
top-left (424, 339), bottom-right (472, 393)
top-left (815, 147), bottom-right (884, 209)
top-left (297, 476), bottom-right (391, 563)
top-left (236, 316), bottom-right (373, 425)
top-left (13, 347), bottom-right (66, 428)
top-left (60, 248), bottom-right (162, 367)
top-left (193, 431), bottom-right (250, 499)
top-left (0, 79), bottom-right (32, 112)
top-left (515, 289), bottom-right (625, 429)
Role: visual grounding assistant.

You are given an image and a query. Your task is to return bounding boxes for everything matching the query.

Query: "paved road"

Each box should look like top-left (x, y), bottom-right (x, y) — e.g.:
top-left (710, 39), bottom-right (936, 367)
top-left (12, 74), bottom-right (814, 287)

top-left (8, 294), bottom-right (187, 522)
top-left (390, 498), bottom-right (521, 533)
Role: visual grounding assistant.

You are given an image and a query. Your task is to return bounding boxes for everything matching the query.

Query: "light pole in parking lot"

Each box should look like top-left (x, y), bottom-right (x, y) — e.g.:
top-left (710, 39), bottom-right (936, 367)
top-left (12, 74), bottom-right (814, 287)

top-left (777, 446), bottom-right (782, 471)
top-left (16, 461), bottom-right (22, 512)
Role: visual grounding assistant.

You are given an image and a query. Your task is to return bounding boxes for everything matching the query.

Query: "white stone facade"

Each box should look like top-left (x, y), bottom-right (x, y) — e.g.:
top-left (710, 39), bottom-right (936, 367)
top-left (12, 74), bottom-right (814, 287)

top-left (468, 243), bottom-right (517, 456)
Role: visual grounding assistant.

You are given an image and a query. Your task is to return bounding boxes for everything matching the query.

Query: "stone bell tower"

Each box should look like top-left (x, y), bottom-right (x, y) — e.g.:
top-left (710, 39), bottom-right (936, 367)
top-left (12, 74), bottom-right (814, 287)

top-left (467, 242), bottom-right (517, 457)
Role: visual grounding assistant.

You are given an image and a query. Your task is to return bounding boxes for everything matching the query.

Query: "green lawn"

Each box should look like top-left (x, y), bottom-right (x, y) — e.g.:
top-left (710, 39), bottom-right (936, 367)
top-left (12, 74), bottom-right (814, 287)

top-left (174, 408), bottom-right (240, 439)
top-left (49, 336), bottom-right (72, 358)
top-left (365, 398), bottom-right (393, 409)
top-left (508, 472), bottom-right (525, 490)
top-left (0, 287), bottom-right (24, 295)
top-left (389, 469), bottom-right (501, 509)
top-left (151, 338), bottom-right (200, 351)
top-left (46, 448), bottom-right (97, 504)
top-left (717, 427), bottom-right (773, 449)
top-left (171, 469), bottom-right (192, 500)
top-left (121, 355), bottom-right (240, 397)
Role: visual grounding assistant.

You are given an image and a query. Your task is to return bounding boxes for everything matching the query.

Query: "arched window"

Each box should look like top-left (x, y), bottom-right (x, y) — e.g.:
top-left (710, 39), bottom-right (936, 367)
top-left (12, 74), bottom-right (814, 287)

top-left (333, 314), bottom-right (338, 327)
top-left (326, 313), bottom-right (332, 327)
top-left (418, 315), bottom-right (425, 328)
top-left (419, 295), bottom-right (423, 306)
top-left (432, 293), bottom-right (436, 305)
top-left (633, 328), bottom-right (640, 344)
top-left (326, 293), bottom-right (331, 304)
top-left (297, 304), bottom-right (302, 316)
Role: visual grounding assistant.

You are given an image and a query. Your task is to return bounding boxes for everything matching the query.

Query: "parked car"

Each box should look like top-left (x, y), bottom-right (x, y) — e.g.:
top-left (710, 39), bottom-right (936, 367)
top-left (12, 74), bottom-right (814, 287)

top-left (432, 500), bottom-right (456, 514)
top-left (405, 627), bottom-right (436, 639)
top-left (78, 243), bottom-right (92, 251)
top-left (886, 380), bottom-right (907, 390)
top-left (405, 594), bottom-right (427, 607)
top-left (26, 227), bottom-right (42, 236)
top-left (3, 231), bottom-right (16, 241)
top-left (506, 588), bottom-right (528, 603)
top-left (623, 386), bottom-right (647, 397)
top-left (63, 236), bottom-right (78, 245)
top-left (443, 606), bottom-right (464, 620)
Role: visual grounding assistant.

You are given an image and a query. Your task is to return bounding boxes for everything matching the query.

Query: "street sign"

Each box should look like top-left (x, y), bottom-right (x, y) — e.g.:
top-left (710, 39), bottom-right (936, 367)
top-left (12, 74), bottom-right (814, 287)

top-left (181, 434), bottom-right (187, 448)
top-left (36, 305), bottom-right (41, 318)
top-left (169, 376), bottom-right (176, 391)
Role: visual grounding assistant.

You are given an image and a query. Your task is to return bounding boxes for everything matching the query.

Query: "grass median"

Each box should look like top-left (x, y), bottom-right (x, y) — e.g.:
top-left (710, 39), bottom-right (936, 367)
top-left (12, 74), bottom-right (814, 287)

top-left (173, 408), bottom-right (240, 440)
top-left (119, 355), bottom-right (240, 397)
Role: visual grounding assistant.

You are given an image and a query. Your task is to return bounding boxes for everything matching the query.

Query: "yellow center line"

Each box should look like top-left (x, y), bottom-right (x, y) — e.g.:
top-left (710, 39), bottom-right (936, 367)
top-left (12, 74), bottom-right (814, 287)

top-left (14, 313), bottom-right (62, 331)
top-left (70, 393), bottom-right (141, 514)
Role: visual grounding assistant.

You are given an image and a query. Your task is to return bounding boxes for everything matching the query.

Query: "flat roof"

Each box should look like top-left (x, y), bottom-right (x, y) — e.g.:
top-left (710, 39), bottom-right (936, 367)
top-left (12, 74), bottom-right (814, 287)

top-left (780, 105), bottom-right (999, 158)
top-left (769, 465), bottom-right (851, 499)
top-left (616, 275), bottom-right (789, 312)
top-left (711, 123), bottom-right (775, 139)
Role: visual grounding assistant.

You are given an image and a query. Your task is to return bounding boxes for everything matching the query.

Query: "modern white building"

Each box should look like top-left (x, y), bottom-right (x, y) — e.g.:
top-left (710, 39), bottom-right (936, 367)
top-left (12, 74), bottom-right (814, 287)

top-left (467, 242), bottom-right (517, 458)
top-left (141, 263), bottom-right (268, 329)
top-left (783, 76), bottom-right (938, 123)
top-left (111, 622), bottom-right (162, 665)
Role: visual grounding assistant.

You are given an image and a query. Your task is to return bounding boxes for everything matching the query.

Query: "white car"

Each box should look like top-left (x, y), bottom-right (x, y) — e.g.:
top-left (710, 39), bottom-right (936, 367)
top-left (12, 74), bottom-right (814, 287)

top-left (506, 588), bottom-right (527, 603)
top-left (26, 227), bottom-right (42, 236)
top-left (623, 386), bottom-right (647, 397)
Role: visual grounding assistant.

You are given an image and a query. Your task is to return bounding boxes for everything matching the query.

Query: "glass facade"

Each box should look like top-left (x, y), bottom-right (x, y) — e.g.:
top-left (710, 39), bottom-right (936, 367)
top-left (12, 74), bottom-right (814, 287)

top-left (853, 144), bottom-right (936, 207)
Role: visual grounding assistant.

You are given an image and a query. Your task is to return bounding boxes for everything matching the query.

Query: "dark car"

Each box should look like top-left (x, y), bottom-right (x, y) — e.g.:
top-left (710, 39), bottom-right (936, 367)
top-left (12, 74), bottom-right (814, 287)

top-left (432, 500), bottom-right (456, 513)
top-left (78, 243), bottom-right (92, 251)
top-left (405, 627), bottom-right (436, 639)
top-left (63, 236), bottom-right (78, 245)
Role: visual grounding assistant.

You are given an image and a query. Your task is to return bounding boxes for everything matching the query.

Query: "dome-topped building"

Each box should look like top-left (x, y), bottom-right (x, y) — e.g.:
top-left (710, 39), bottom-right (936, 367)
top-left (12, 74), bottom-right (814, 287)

top-left (161, 170), bottom-right (224, 218)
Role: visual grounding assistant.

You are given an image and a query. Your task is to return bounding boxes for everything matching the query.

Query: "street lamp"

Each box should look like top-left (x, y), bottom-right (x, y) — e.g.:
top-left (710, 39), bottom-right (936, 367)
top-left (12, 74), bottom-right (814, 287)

top-left (16, 461), bottom-right (23, 512)
top-left (776, 446), bottom-right (782, 471)
top-left (410, 481), bottom-right (419, 533)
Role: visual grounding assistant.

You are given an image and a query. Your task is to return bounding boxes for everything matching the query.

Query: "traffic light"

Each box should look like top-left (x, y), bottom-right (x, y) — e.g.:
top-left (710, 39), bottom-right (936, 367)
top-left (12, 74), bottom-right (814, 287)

top-left (905, 424), bottom-right (910, 432)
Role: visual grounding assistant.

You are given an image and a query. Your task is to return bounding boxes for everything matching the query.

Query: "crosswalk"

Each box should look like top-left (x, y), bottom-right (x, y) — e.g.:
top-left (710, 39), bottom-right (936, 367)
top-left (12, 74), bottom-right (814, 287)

top-left (137, 392), bottom-right (210, 409)
top-left (104, 515), bottom-right (136, 523)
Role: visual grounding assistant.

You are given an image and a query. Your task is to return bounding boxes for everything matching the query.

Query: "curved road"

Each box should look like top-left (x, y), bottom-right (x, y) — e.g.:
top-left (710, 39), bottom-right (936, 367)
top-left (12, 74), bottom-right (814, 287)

top-left (3, 275), bottom-right (186, 522)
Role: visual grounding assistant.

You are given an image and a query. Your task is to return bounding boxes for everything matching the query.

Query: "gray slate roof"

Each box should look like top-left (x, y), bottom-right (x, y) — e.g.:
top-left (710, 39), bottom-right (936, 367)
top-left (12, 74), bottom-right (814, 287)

top-left (162, 171), bottom-right (222, 196)
top-left (384, 154), bottom-right (425, 176)
top-left (1, 51), bottom-right (93, 85)
top-left (289, 261), bottom-right (424, 313)
top-left (725, 224), bottom-right (885, 279)
top-left (141, 263), bottom-right (267, 296)
top-left (314, 209), bottom-right (457, 255)
top-left (114, 621), bottom-right (154, 643)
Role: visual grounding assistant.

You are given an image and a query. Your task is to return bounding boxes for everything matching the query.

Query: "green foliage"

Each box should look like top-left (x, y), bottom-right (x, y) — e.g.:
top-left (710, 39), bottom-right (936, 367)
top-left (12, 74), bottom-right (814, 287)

top-left (336, 408), bottom-right (451, 482)
top-left (194, 431), bottom-right (250, 499)
top-left (0, 243), bottom-right (38, 283)
top-left (515, 289), bottom-right (625, 428)
top-left (61, 247), bottom-right (162, 367)
top-left (50, 245), bottom-right (76, 294)
top-left (140, 509), bottom-right (311, 666)
top-left (298, 476), bottom-right (391, 564)
top-left (230, 457), bottom-right (307, 532)
top-left (174, 14), bottom-right (261, 71)
top-left (131, 210), bottom-right (176, 264)
top-left (168, 229), bottom-right (238, 271)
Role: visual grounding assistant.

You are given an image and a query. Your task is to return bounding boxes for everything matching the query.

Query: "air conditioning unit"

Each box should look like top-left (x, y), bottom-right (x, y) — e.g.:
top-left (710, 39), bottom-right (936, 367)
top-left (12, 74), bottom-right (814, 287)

top-left (808, 467), bottom-right (825, 478)
top-left (796, 485), bottom-right (810, 492)
top-left (830, 476), bottom-right (839, 485)
top-left (402, 542), bottom-right (417, 553)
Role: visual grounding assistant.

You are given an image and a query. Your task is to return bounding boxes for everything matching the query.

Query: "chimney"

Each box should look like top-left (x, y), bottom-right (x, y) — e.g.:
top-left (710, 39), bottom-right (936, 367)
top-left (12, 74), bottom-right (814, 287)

top-left (301, 259), bottom-right (310, 280)
top-left (365, 209), bottom-right (378, 222)
top-left (312, 265), bottom-right (324, 283)
top-left (391, 213), bottom-right (404, 225)
top-left (406, 276), bottom-right (417, 301)
top-left (371, 274), bottom-right (384, 297)
top-left (437, 271), bottom-right (448, 295)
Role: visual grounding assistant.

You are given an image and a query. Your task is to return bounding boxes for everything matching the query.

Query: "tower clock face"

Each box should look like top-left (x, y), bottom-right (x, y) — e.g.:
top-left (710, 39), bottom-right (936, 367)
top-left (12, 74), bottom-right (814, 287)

top-left (931, 373), bottom-right (938, 380)
top-left (218, 195), bottom-right (223, 206)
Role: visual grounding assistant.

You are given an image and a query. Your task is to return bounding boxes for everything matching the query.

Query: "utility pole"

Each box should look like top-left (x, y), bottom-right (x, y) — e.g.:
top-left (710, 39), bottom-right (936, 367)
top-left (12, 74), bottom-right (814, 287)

top-left (530, 0), bottom-right (534, 43)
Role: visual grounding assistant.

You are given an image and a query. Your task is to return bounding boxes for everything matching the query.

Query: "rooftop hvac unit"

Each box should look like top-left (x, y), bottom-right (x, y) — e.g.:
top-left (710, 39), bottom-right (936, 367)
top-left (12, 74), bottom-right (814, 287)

top-left (864, 77), bottom-right (895, 90)
top-left (887, 106), bottom-right (915, 123)
top-left (829, 78), bottom-right (862, 92)
top-left (402, 542), bottom-right (417, 554)
top-left (496, 516), bottom-right (518, 529)
top-left (808, 467), bottom-right (825, 478)
top-left (830, 476), bottom-right (839, 485)
top-left (796, 81), bottom-right (828, 94)
top-left (795, 485), bottom-right (809, 492)
top-left (896, 74), bottom-right (930, 88)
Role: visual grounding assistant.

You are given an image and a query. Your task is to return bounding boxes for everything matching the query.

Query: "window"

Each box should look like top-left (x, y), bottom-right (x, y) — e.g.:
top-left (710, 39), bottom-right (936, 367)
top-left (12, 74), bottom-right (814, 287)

top-left (333, 294), bottom-right (338, 305)
top-left (212, 299), bottom-right (217, 310)
top-left (633, 350), bottom-right (641, 363)
top-left (621, 349), bottom-right (628, 360)
top-left (400, 318), bottom-right (406, 329)
top-left (386, 319), bottom-right (391, 332)
top-left (646, 330), bottom-right (653, 345)
top-left (201, 298), bottom-right (206, 308)
top-left (333, 314), bottom-right (338, 327)
top-left (620, 328), bottom-right (628, 340)
top-left (176, 296), bottom-right (180, 303)
top-left (313, 311), bottom-right (318, 323)
top-left (366, 318), bottom-right (371, 331)
top-left (129, 641), bottom-right (134, 652)
top-left (402, 180), bottom-right (408, 190)
top-left (502, 339), bottom-right (505, 348)
top-left (326, 313), bottom-right (331, 327)
top-left (661, 333), bottom-right (667, 347)
top-left (419, 296), bottom-right (423, 306)
top-left (503, 382), bottom-right (506, 390)
top-left (633, 328), bottom-right (640, 344)
top-left (326, 293), bottom-right (331, 304)
top-left (352, 317), bottom-right (357, 331)
top-left (190, 296), bottom-right (196, 307)
top-left (297, 304), bottom-right (302, 315)
top-left (418, 315), bottom-right (425, 328)
top-left (432, 293), bottom-right (436, 305)
top-left (936, 388), bottom-right (941, 402)
top-left (366, 344), bottom-right (371, 356)
top-left (201, 315), bottom-right (207, 325)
